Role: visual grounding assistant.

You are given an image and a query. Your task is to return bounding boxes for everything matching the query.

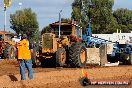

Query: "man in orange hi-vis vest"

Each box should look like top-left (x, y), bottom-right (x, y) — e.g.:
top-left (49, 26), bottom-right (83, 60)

top-left (17, 34), bottom-right (33, 80)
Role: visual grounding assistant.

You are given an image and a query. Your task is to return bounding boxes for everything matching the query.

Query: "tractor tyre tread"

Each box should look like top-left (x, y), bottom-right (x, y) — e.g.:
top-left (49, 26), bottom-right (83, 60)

top-left (69, 43), bottom-right (87, 67)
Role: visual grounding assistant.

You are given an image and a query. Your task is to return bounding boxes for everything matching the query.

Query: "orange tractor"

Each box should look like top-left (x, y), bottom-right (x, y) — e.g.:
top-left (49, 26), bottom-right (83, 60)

top-left (38, 21), bottom-right (87, 67)
top-left (0, 31), bottom-right (16, 59)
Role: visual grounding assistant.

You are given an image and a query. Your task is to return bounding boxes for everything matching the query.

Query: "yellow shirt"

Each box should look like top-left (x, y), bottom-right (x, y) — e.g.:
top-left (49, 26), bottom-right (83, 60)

top-left (17, 39), bottom-right (31, 59)
top-left (17, 41), bottom-right (23, 59)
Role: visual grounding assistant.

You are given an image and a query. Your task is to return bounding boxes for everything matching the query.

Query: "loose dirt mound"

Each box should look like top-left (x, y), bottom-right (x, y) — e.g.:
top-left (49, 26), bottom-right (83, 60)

top-left (0, 59), bottom-right (132, 88)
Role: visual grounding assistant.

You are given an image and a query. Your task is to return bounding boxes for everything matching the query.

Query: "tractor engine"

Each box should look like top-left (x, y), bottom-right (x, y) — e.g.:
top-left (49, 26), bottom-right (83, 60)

top-left (42, 33), bottom-right (57, 57)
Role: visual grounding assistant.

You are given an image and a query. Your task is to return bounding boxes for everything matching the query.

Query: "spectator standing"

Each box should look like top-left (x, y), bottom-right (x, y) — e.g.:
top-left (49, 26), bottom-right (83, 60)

top-left (17, 34), bottom-right (33, 80)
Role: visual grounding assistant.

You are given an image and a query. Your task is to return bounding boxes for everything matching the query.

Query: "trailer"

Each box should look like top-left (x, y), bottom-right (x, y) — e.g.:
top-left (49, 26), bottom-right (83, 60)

top-left (82, 21), bottom-right (132, 65)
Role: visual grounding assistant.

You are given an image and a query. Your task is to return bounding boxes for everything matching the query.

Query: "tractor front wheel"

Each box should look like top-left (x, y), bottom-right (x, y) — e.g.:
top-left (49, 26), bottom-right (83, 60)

top-left (4, 44), bottom-right (16, 59)
top-left (56, 48), bottom-right (66, 67)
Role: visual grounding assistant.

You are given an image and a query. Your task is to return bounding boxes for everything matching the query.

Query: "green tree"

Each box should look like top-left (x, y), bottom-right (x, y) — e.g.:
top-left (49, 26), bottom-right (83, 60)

top-left (105, 16), bottom-right (118, 33)
top-left (72, 0), bottom-right (117, 34)
top-left (61, 18), bottom-right (71, 22)
top-left (10, 8), bottom-right (39, 42)
top-left (113, 8), bottom-right (132, 25)
top-left (127, 24), bottom-right (132, 31)
top-left (41, 26), bottom-right (51, 35)
top-left (113, 8), bottom-right (132, 32)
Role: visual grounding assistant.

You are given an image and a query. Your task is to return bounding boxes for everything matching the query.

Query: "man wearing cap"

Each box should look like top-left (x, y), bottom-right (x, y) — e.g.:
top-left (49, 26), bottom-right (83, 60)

top-left (17, 34), bottom-right (33, 80)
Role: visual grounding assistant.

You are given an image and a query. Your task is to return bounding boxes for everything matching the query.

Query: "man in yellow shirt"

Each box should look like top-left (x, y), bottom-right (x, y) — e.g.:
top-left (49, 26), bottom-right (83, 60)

top-left (17, 34), bottom-right (33, 80)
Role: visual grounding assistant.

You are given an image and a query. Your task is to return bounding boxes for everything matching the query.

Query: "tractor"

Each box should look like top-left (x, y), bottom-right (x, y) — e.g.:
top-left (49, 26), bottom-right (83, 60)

top-left (0, 31), bottom-right (16, 59)
top-left (39, 21), bottom-right (87, 67)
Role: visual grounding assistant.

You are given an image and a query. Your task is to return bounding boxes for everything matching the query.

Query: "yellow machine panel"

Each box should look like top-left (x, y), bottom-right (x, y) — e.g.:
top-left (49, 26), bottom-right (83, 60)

top-left (42, 33), bottom-right (57, 53)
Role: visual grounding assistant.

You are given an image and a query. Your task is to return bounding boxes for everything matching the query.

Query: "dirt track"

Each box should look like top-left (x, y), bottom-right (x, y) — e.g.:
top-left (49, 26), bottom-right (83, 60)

top-left (0, 59), bottom-right (132, 88)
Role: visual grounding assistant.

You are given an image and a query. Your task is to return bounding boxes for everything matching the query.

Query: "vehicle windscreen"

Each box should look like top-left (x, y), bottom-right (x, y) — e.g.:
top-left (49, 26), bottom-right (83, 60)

top-left (51, 25), bottom-right (72, 37)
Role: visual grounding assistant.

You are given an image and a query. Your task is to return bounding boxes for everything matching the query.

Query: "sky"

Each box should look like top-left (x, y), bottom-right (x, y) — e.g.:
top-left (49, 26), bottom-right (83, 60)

top-left (0, 0), bottom-right (132, 32)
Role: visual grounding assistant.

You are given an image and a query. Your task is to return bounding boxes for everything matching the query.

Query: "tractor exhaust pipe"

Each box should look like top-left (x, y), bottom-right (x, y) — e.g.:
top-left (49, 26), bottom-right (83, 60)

top-left (59, 10), bottom-right (62, 38)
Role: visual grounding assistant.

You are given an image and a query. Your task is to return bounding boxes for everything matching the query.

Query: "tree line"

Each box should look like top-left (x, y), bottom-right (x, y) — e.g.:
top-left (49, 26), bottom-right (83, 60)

top-left (72, 0), bottom-right (132, 34)
top-left (10, 0), bottom-right (132, 43)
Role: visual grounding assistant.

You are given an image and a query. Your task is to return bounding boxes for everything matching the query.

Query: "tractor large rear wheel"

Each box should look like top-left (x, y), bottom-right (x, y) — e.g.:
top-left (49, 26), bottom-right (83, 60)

top-left (4, 44), bottom-right (15, 59)
top-left (69, 43), bottom-right (87, 67)
top-left (56, 48), bottom-right (66, 67)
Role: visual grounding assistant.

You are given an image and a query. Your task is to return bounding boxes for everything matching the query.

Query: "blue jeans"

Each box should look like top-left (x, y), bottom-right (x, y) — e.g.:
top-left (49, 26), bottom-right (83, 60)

top-left (20, 59), bottom-right (33, 80)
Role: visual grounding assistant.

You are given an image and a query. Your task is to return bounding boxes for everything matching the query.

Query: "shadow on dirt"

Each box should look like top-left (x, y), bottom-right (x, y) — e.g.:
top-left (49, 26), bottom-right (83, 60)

top-left (8, 74), bottom-right (18, 81)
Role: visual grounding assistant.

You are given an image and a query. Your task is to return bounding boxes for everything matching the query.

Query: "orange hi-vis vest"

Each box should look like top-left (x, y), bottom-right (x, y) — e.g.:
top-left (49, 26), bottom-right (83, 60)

top-left (17, 39), bottom-right (31, 59)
